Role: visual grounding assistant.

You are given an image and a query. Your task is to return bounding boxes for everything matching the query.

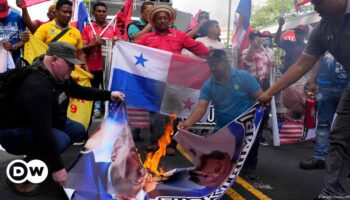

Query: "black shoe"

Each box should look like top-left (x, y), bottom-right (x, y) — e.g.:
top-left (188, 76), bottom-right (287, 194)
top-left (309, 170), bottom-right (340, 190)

top-left (241, 168), bottom-right (260, 180)
top-left (6, 178), bottom-right (42, 196)
top-left (299, 158), bottom-right (325, 170)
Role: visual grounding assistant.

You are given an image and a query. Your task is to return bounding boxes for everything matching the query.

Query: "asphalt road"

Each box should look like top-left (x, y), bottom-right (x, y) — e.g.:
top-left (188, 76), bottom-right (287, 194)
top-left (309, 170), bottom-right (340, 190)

top-left (0, 118), bottom-right (349, 200)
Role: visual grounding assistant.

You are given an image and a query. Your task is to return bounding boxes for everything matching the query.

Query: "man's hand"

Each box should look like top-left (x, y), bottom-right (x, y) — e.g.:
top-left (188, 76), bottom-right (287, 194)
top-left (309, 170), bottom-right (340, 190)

top-left (2, 40), bottom-right (13, 51)
top-left (178, 120), bottom-right (191, 130)
top-left (52, 168), bottom-right (67, 187)
top-left (20, 31), bottom-right (30, 42)
top-left (278, 17), bottom-right (285, 26)
top-left (93, 36), bottom-right (105, 47)
top-left (111, 91), bottom-right (125, 101)
top-left (258, 91), bottom-right (273, 107)
top-left (304, 80), bottom-right (318, 94)
top-left (16, 0), bottom-right (26, 8)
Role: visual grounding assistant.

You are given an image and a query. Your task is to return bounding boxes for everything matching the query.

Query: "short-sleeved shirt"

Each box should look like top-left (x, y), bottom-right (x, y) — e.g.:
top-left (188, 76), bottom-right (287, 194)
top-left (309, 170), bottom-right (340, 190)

top-left (279, 40), bottom-right (306, 72)
top-left (199, 69), bottom-right (261, 130)
top-left (136, 28), bottom-right (209, 56)
top-left (196, 36), bottom-right (225, 49)
top-left (82, 22), bottom-right (115, 71)
top-left (0, 11), bottom-right (26, 61)
top-left (34, 20), bottom-right (83, 48)
top-left (318, 53), bottom-right (350, 88)
top-left (304, 0), bottom-right (350, 71)
top-left (127, 19), bottom-right (147, 39)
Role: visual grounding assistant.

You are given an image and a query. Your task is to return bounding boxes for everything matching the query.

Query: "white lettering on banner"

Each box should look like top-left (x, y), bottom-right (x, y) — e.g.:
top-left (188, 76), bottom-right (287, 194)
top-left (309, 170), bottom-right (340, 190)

top-left (6, 159), bottom-right (48, 184)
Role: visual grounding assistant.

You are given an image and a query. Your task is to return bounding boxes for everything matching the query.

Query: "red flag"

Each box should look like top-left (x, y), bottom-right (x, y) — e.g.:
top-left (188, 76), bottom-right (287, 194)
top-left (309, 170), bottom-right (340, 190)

top-left (20, 0), bottom-right (50, 8)
top-left (186, 10), bottom-right (201, 32)
top-left (114, 0), bottom-right (134, 40)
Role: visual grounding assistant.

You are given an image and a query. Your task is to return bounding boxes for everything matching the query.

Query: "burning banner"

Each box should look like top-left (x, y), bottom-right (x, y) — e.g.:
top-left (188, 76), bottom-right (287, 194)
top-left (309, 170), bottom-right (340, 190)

top-left (63, 103), bottom-right (264, 199)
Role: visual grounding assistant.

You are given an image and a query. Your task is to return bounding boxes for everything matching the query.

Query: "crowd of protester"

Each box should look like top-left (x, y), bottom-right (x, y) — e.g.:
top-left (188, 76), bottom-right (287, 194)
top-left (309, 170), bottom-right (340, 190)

top-left (0, 0), bottom-right (349, 199)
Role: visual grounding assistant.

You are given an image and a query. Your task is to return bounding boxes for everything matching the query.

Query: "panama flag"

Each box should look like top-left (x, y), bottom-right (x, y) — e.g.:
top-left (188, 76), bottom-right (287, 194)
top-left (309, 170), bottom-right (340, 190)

top-left (71, 0), bottom-right (89, 32)
top-left (232, 0), bottom-right (252, 49)
top-left (109, 41), bottom-right (211, 118)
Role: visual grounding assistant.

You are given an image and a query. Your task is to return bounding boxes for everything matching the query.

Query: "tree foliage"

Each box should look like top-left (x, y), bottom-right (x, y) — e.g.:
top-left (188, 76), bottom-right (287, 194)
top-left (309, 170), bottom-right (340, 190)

top-left (251, 0), bottom-right (294, 29)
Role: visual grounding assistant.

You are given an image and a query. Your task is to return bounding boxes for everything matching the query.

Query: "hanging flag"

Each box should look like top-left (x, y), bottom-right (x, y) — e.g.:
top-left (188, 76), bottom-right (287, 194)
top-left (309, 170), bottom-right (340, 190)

top-left (295, 0), bottom-right (311, 11)
top-left (232, 0), bottom-right (252, 49)
top-left (18, 0), bottom-right (50, 8)
top-left (109, 41), bottom-right (211, 118)
top-left (114, 0), bottom-right (134, 40)
top-left (23, 34), bottom-right (48, 64)
top-left (185, 9), bottom-right (201, 32)
top-left (71, 0), bottom-right (89, 32)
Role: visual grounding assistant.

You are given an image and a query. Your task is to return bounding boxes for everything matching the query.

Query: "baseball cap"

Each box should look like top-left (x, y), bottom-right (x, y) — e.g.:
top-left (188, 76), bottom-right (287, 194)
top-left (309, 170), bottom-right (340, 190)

top-left (0, 0), bottom-right (9, 19)
top-left (46, 42), bottom-right (82, 65)
top-left (261, 31), bottom-right (272, 38)
top-left (249, 30), bottom-right (262, 40)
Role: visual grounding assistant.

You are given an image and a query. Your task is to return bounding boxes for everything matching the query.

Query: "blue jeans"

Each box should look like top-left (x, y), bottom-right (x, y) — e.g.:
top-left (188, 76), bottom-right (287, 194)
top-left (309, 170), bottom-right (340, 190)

top-left (313, 87), bottom-right (344, 160)
top-left (0, 119), bottom-right (85, 156)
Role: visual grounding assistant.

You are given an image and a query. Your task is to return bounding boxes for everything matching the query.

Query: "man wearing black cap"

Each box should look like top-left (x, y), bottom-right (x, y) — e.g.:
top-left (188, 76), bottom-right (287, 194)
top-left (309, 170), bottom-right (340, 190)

top-left (179, 49), bottom-right (262, 164)
top-left (275, 17), bottom-right (307, 73)
top-left (259, 0), bottom-right (350, 199)
top-left (0, 42), bottom-right (125, 196)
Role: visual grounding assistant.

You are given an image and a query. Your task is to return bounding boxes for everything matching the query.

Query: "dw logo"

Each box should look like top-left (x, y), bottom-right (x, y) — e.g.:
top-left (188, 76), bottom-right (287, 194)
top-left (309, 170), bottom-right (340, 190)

top-left (6, 160), bottom-right (48, 184)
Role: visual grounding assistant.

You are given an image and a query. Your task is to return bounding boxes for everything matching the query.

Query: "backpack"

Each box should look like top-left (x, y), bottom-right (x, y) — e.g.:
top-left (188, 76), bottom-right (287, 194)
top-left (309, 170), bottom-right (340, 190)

top-left (0, 66), bottom-right (35, 114)
top-left (127, 21), bottom-right (148, 40)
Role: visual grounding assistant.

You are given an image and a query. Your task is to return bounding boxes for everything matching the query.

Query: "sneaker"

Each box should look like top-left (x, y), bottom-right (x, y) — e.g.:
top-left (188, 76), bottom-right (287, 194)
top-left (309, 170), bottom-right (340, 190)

top-left (259, 138), bottom-right (269, 146)
top-left (299, 157), bottom-right (325, 170)
top-left (94, 110), bottom-right (102, 118)
top-left (6, 178), bottom-right (42, 196)
top-left (73, 139), bottom-right (87, 146)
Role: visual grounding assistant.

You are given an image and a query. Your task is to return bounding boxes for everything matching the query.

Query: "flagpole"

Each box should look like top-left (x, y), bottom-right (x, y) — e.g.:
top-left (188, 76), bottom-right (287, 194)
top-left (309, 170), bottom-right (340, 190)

top-left (88, 16), bottom-right (97, 36)
top-left (227, 0), bottom-right (232, 48)
top-left (281, 0), bottom-right (285, 17)
top-left (100, 15), bottom-right (117, 37)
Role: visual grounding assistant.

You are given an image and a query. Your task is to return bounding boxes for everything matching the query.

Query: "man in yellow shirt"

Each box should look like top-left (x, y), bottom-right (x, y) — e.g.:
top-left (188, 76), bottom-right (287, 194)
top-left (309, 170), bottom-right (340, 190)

top-left (34, 0), bottom-right (86, 67)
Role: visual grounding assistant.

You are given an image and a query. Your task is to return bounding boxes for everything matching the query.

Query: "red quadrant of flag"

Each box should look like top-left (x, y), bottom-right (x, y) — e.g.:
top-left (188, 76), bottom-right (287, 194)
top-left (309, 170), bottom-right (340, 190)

top-left (167, 53), bottom-right (211, 90)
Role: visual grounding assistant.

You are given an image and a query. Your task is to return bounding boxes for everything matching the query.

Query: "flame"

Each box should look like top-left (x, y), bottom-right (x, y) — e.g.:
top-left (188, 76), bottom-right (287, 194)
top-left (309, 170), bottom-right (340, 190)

top-left (144, 113), bottom-right (177, 176)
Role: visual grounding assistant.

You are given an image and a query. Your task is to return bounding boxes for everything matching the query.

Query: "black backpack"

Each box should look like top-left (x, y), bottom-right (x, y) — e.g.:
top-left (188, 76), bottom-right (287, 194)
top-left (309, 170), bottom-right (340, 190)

top-left (0, 66), bottom-right (35, 114)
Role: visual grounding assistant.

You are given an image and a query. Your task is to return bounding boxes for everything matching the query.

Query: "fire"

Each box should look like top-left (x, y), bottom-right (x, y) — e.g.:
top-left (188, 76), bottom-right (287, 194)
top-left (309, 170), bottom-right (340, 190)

top-left (144, 113), bottom-right (177, 176)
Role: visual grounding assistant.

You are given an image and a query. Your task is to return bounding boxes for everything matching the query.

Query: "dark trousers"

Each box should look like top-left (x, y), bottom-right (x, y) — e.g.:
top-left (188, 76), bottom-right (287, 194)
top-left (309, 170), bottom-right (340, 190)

top-left (0, 119), bottom-right (85, 159)
top-left (91, 71), bottom-right (105, 112)
top-left (320, 84), bottom-right (350, 199)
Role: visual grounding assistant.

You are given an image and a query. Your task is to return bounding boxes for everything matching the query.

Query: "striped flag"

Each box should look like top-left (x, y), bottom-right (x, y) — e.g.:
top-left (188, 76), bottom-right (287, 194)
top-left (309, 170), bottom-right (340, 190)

top-left (279, 121), bottom-right (316, 144)
top-left (109, 41), bottom-right (211, 118)
top-left (126, 107), bottom-right (150, 128)
top-left (71, 0), bottom-right (89, 32)
top-left (232, 0), bottom-right (252, 49)
top-left (19, 0), bottom-right (50, 8)
top-left (114, 0), bottom-right (134, 40)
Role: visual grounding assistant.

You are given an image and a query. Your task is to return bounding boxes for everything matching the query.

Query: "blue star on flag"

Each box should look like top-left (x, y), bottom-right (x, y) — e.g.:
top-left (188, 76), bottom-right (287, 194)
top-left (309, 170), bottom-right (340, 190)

top-left (134, 53), bottom-right (148, 67)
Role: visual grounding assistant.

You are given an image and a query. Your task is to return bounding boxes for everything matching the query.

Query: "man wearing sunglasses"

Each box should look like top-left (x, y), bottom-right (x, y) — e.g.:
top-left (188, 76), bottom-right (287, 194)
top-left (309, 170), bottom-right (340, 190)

top-left (259, 0), bottom-right (350, 199)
